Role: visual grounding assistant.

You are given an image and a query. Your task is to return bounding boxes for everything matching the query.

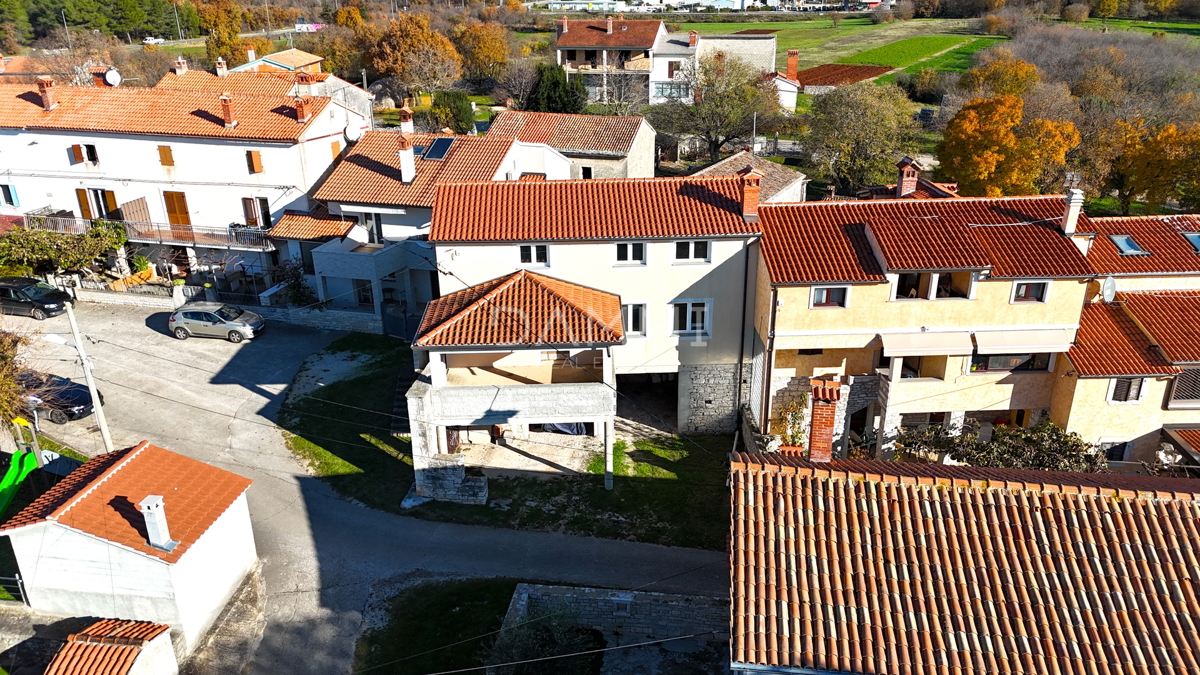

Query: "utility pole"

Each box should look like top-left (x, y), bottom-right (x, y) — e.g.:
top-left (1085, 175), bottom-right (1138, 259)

top-left (61, 10), bottom-right (72, 52)
top-left (62, 304), bottom-right (114, 454)
top-left (264, 0), bottom-right (273, 37)
top-left (174, 4), bottom-right (183, 41)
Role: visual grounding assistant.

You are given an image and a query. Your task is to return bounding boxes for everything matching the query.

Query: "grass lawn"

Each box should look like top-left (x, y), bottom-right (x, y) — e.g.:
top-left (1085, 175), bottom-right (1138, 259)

top-left (876, 35), bottom-right (1006, 82)
top-left (282, 335), bottom-right (731, 550)
top-left (1084, 196), bottom-right (1182, 217)
top-left (838, 34), bottom-right (970, 67)
top-left (1074, 16), bottom-right (1200, 38)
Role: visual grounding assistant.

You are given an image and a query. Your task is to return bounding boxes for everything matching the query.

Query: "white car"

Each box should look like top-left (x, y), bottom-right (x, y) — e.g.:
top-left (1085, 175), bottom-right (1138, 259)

top-left (142, 36), bottom-right (166, 45)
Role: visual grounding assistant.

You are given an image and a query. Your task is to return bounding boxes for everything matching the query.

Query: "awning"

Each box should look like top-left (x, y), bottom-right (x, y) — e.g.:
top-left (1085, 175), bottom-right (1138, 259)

top-left (973, 329), bottom-right (1074, 354)
top-left (882, 332), bottom-right (974, 357)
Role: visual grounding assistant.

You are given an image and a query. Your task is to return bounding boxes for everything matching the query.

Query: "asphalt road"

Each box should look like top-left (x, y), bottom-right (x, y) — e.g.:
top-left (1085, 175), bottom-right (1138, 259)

top-left (12, 303), bottom-right (727, 675)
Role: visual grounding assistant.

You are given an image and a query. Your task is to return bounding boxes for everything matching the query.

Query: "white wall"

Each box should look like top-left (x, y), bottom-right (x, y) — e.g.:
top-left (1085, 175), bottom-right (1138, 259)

top-left (129, 631), bottom-right (179, 675)
top-left (698, 36), bottom-right (778, 73)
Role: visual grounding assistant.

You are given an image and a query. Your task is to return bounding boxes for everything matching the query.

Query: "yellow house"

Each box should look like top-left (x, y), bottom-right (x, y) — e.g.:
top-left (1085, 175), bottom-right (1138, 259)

top-left (751, 192), bottom-right (1094, 457)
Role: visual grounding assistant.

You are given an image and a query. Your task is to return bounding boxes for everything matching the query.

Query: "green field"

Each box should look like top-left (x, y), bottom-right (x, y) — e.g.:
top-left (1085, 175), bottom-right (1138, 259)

top-left (1075, 16), bottom-right (1200, 38)
top-left (838, 34), bottom-right (970, 67)
top-left (876, 35), bottom-right (1006, 82)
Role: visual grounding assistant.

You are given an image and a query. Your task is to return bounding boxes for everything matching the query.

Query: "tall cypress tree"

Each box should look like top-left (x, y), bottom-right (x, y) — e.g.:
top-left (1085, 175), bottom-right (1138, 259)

top-left (527, 63), bottom-right (587, 114)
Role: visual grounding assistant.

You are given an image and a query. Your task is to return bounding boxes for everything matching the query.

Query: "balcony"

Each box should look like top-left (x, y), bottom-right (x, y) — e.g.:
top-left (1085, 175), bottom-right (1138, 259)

top-left (18, 215), bottom-right (274, 251)
top-left (562, 51), bottom-right (652, 73)
top-left (312, 238), bottom-right (424, 281)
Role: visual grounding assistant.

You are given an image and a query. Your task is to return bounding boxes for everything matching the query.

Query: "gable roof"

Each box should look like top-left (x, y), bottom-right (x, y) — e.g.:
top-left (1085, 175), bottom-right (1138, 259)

top-left (691, 150), bottom-right (807, 202)
top-left (0, 441), bottom-right (252, 564)
top-left (232, 48), bottom-right (324, 72)
top-left (730, 452), bottom-right (1200, 675)
top-left (1087, 214), bottom-right (1200, 275)
top-left (312, 131), bottom-right (515, 208)
top-left (758, 205), bottom-right (885, 284)
top-left (415, 270), bottom-right (624, 348)
top-left (1067, 301), bottom-right (1179, 377)
top-left (556, 19), bottom-right (662, 49)
top-left (430, 176), bottom-right (755, 242)
top-left (488, 110), bottom-right (644, 156)
top-left (154, 69), bottom-right (332, 96)
top-left (1120, 290), bottom-right (1200, 364)
top-left (269, 204), bottom-right (356, 241)
top-left (0, 83), bottom-right (328, 142)
top-left (45, 620), bottom-right (170, 675)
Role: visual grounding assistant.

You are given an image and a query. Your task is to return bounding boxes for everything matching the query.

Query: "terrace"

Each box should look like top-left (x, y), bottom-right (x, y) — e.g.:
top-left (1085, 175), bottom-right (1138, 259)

top-left (18, 214), bottom-right (273, 251)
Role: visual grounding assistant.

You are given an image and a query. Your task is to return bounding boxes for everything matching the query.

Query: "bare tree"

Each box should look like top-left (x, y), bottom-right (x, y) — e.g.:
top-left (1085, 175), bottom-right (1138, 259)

top-left (595, 74), bottom-right (648, 117)
top-left (498, 59), bottom-right (541, 110)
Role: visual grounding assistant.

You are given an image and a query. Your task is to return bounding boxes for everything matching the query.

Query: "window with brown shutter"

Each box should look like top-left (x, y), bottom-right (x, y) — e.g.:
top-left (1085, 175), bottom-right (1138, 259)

top-left (242, 197), bottom-right (260, 228)
top-left (102, 190), bottom-right (118, 218)
top-left (331, 140), bottom-right (341, 160)
top-left (163, 191), bottom-right (191, 226)
top-left (70, 144), bottom-right (84, 164)
top-left (76, 188), bottom-right (93, 219)
top-left (158, 145), bottom-right (174, 166)
top-left (246, 150), bottom-right (263, 174)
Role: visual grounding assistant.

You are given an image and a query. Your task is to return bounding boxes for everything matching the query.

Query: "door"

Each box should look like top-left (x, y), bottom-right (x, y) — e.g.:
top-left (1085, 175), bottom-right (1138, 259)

top-left (197, 312), bottom-right (225, 337)
top-left (181, 311), bottom-right (218, 337)
top-left (0, 288), bottom-right (19, 315)
top-left (164, 191), bottom-right (191, 224)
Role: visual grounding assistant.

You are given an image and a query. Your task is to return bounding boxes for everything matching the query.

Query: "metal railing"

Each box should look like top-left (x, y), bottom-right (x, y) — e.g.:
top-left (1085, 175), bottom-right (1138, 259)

top-left (18, 215), bottom-right (273, 250)
top-left (0, 574), bottom-right (26, 604)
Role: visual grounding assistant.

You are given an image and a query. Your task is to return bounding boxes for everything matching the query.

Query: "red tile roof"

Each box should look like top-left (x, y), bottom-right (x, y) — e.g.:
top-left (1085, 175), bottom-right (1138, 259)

top-left (76, 619), bottom-right (171, 643)
top-left (871, 211), bottom-right (993, 270)
top-left (691, 150), bottom-right (808, 202)
top-left (758, 205), bottom-right (885, 284)
top-left (858, 178), bottom-right (959, 200)
top-left (0, 441), bottom-right (252, 564)
top-left (415, 270), bottom-right (624, 348)
top-left (730, 452), bottom-right (1200, 675)
top-left (790, 63), bottom-right (893, 87)
top-left (44, 620), bottom-right (170, 675)
top-left (1086, 214), bottom-right (1200, 275)
top-left (1173, 428), bottom-right (1200, 455)
top-left (155, 69), bottom-right (303, 96)
top-left (0, 83), bottom-right (328, 142)
top-left (430, 176), bottom-right (756, 242)
top-left (488, 110), bottom-right (644, 156)
top-left (972, 220), bottom-right (1094, 278)
top-left (1068, 302), bottom-right (1178, 377)
top-left (313, 131), bottom-right (514, 208)
top-left (252, 48), bottom-right (324, 70)
top-left (269, 204), bottom-right (355, 240)
top-left (1120, 290), bottom-right (1200, 364)
top-left (555, 19), bottom-right (662, 48)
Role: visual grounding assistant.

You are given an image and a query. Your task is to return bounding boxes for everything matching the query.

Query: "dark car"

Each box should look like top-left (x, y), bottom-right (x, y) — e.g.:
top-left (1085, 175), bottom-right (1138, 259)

top-left (18, 371), bottom-right (103, 424)
top-left (0, 277), bottom-right (72, 320)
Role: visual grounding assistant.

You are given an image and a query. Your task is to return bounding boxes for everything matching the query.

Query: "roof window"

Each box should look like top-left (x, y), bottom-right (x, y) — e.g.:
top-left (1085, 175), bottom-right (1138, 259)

top-left (423, 137), bottom-right (454, 161)
top-left (1183, 232), bottom-right (1200, 253)
top-left (1110, 234), bottom-right (1149, 256)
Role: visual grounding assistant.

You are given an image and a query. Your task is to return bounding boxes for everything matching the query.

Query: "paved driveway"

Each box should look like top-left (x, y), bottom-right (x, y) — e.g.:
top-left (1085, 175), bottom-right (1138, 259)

top-left (11, 304), bottom-right (728, 675)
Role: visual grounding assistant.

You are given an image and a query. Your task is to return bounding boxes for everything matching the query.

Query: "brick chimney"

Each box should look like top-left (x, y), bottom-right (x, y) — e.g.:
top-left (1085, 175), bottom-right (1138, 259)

top-left (397, 106), bottom-right (414, 133)
top-left (246, 47), bottom-right (257, 62)
top-left (36, 76), bottom-right (56, 111)
top-left (896, 157), bottom-right (921, 198)
top-left (397, 133), bottom-right (416, 183)
top-left (808, 379), bottom-right (841, 463)
top-left (294, 97), bottom-right (310, 123)
top-left (138, 495), bottom-right (179, 552)
top-left (689, 30), bottom-right (698, 47)
top-left (215, 56), bottom-right (228, 77)
top-left (559, 15), bottom-right (568, 34)
top-left (606, 15), bottom-right (613, 33)
top-left (173, 56), bottom-right (188, 75)
top-left (91, 69), bottom-right (107, 87)
top-left (219, 93), bottom-right (237, 128)
top-left (1062, 188), bottom-right (1084, 235)
top-left (786, 49), bottom-right (799, 81)
top-left (738, 167), bottom-right (762, 223)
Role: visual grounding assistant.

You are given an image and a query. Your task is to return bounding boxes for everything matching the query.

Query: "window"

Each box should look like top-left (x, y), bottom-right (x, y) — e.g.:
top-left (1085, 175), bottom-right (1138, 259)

top-left (157, 145), bottom-right (174, 166)
top-left (969, 352), bottom-right (1051, 373)
top-left (894, 272), bottom-right (932, 300)
top-left (354, 279), bottom-right (373, 306)
top-left (797, 349), bottom-right (824, 356)
top-left (519, 244), bottom-right (548, 266)
top-left (1101, 441), bottom-right (1132, 462)
top-left (70, 144), bottom-right (98, 164)
top-left (1169, 369), bottom-right (1200, 408)
top-left (672, 300), bottom-right (709, 335)
top-left (163, 191), bottom-right (191, 226)
top-left (811, 286), bottom-right (848, 308)
top-left (0, 184), bottom-right (17, 207)
top-left (77, 188), bottom-right (117, 219)
top-left (242, 197), bottom-right (271, 228)
top-left (299, 241), bottom-right (319, 275)
top-left (584, 50), bottom-right (597, 61)
top-left (1012, 281), bottom-right (1048, 303)
top-left (581, 167), bottom-right (593, 180)
top-left (1108, 377), bottom-right (1145, 403)
top-left (654, 82), bottom-right (690, 98)
top-left (1110, 234), bottom-right (1149, 256)
top-left (621, 304), bottom-right (646, 336)
top-left (246, 150), bottom-right (263, 174)
top-left (674, 240), bottom-right (710, 262)
top-left (667, 60), bottom-right (681, 78)
top-left (615, 242), bottom-right (645, 265)
top-left (565, 49), bottom-right (577, 60)
top-left (1184, 232), bottom-right (1200, 253)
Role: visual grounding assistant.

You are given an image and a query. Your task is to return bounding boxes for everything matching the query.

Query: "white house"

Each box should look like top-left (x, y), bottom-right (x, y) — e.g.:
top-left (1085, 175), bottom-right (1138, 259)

top-left (0, 441), bottom-right (257, 655)
top-left (649, 29), bottom-right (778, 104)
top-left (44, 619), bottom-right (178, 675)
top-left (487, 110), bottom-right (657, 179)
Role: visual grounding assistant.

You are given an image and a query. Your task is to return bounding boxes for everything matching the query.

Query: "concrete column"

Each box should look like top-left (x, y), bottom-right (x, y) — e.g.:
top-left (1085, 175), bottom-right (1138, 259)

top-left (430, 353), bottom-right (448, 388)
top-left (876, 408), bottom-right (902, 460)
top-left (371, 278), bottom-right (384, 318)
top-left (888, 356), bottom-right (903, 384)
top-left (604, 417), bottom-right (615, 490)
top-left (601, 51), bottom-right (608, 102)
top-left (436, 424), bottom-right (449, 455)
top-left (947, 410), bottom-right (966, 434)
top-left (603, 347), bottom-right (615, 386)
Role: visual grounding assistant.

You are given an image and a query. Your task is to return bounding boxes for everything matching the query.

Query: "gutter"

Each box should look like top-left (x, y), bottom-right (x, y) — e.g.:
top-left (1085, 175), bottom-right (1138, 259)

top-left (734, 236), bottom-right (755, 430)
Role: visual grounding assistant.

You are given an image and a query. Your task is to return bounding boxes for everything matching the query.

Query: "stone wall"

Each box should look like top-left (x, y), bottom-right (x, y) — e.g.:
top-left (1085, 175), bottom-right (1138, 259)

top-left (252, 306), bottom-right (383, 334)
top-left (413, 453), bottom-right (488, 505)
top-left (74, 288), bottom-right (177, 309)
top-left (679, 363), bottom-right (742, 434)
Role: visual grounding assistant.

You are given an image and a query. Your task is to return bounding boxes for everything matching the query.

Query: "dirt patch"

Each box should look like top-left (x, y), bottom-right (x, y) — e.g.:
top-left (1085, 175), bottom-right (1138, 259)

top-left (285, 349), bottom-right (374, 406)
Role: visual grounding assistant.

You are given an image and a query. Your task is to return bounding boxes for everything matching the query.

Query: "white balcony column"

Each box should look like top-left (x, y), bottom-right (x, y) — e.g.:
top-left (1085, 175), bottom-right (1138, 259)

top-left (604, 416), bottom-right (615, 490)
top-left (430, 352), bottom-right (448, 388)
top-left (927, 273), bottom-right (939, 300)
top-left (603, 347), bottom-right (615, 386)
top-left (888, 356), bottom-right (903, 384)
top-left (875, 407), bottom-right (902, 461)
top-left (947, 410), bottom-right (966, 434)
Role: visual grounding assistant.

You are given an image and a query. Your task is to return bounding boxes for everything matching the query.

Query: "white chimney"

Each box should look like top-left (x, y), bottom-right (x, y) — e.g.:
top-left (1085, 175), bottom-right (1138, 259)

top-left (398, 106), bottom-right (414, 134)
top-left (138, 495), bottom-right (179, 552)
top-left (1062, 188), bottom-right (1084, 235)
top-left (174, 56), bottom-right (188, 75)
top-left (397, 133), bottom-right (416, 183)
top-left (246, 47), bottom-right (257, 62)
top-left (215, 57), bottom-right (228, 77)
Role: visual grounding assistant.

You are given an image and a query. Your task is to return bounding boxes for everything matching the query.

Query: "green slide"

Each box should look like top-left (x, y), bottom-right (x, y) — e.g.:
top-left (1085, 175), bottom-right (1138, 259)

top-left (0, 451), bottom-right (38, 519)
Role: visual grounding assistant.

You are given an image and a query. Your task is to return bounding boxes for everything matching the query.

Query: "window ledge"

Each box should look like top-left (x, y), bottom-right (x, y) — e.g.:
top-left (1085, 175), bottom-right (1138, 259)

top-left (671, 261), bottom-right (711, 266)
top-left (1167, 400), bottom-right (1200, 410)
top-left (967, 370), bottom-right (1051, 376)
top-left (1107, 399), bottom-right (1144, 406)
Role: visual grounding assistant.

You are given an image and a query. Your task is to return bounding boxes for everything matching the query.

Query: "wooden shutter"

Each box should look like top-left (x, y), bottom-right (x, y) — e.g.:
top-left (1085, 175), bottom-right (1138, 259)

top-left (331, 141), bottom-right (341, 160)
top-left (70, 144), bottom-right (84, 164)
top-left (1112, 378), bottom-right (1131, 402)
top-left (102, 191), bottom-right (118, 218)
top-left (164, 191), bottom-right (191, 226)
top-left (76, 188), bottom-right (93, 219)
top-left (242, 197), bottom-right (259, 228)
top-left (158, 145), bottom-right (174, 166)
top-left (668, 61), bottom-right (676, 78)
top-left (246, 150), bottom-right (263, 174)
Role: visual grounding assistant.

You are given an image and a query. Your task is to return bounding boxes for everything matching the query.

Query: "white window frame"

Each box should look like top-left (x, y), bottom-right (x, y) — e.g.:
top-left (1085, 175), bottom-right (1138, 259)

top-left (670, 299), bottom-right (711, 337)
top-left (581, 166), bottom-right (594, 180)
top-left (1099, 439), bottom-right (1133, 462)
top-left (621, 302), bottom-right (647, 337)
top-left (1010, 279), bottom-right (1051, 304)
top-left (1109, 234), bottom-right (1150, 256)
top-left (673, 240), bottom-right (711, 264)
top-left (516, 243), bottom-right (549, 267)
top-left (0, 184), bottom-right (17, 207)
top-left (809, 285), bottom-right (850, 309)
top-left (1183, 232), bottom-right (1200, 253)
top-left (1106, 376), bottom-right (1147, 405)
top-left (614, 241), bottom-right (647, 266)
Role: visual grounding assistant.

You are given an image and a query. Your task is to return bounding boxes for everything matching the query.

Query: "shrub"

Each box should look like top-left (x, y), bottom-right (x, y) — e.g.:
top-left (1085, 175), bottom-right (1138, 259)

top-left (871, 6), bottom-right (896, 22)
top-left (267, 258), bottom-right (319, 307)
top-left (897, 67), bottom-right (952, 104)
top-left (431, 90), bottom-right (475, 134)
top-left (1062, 3), bottom-right (1090, 21)
top-left (894, 0), bottom-right (917, 19)
top-left (130, 255), bottom-right (151, 273)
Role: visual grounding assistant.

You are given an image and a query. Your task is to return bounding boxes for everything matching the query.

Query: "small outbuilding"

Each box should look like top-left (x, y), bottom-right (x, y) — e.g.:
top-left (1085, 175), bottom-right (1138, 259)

top-left (44, 619), bottom-right (178, 675)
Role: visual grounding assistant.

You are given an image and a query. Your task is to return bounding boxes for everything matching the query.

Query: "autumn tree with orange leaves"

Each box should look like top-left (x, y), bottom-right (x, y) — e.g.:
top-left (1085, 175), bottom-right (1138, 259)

top-left (937, 96), bottom-right (1080, 197)
top-left (957, 49), bottom-right (1040, 96)
top-left (368, 15), bottom-right (463, 95)
top-left (1108, 119), bottom-right (1200, 214)
top-left (453, 22), bottom-right (509, 82)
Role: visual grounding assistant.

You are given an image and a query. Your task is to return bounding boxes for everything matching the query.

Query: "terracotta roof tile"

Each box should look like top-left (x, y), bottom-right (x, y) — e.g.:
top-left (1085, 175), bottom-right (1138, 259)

top-left (691, 150), bottom-right (807, 202)
top-left (972, 221), bottom-right (1094, 278)
top-left (0, 83), bottom-right (328, 142)
top-left (76, 619), bottom-right (170, 644)
top-left (252, 48), bottom-right (323, 70)
top-left (729, 452), bottom-right (1200, 674)
top-left (1087, 214), bottom-right (1200, 275)
top-left (488, 110), bottom-right (644, 156)
top-left (155, 70), bottom-right (291, 96)
top-left (858, 178), bottom-right (959, 200)
top-left (0, 441), bottom-right (252, 564)
top-left (44, 619), bottom-right (170, 675)
top-left (269, 204), bottom-right (355, 240)
top-left (1174, 428), bottom-right (1200, 454)
top-left (313, 131), bottom-right (514, 208)
top-left (415, 270), bottom-right (623, 347)
top-left (556, 19), bottom-right (661, 48)
top-left (430, 176), bottom-right (755, 242)
top-left (1120, 290), bottom-right (1200, 364)
top-left (789, 63), bottom-right (893, 87)
top-left (1068, 302), bottom-right (1179, 376)
top-left (758, 205), bottom-right (885, 284)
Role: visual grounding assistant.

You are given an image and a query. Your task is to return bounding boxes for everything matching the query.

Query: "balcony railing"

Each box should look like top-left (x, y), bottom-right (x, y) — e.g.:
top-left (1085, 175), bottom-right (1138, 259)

top-left (18, 215), bottom-right (274, 251)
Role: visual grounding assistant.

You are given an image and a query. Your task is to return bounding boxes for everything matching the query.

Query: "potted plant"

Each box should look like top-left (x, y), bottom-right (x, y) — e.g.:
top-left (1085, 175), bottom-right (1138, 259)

top-left (773, 394), bottom-right (808, 456)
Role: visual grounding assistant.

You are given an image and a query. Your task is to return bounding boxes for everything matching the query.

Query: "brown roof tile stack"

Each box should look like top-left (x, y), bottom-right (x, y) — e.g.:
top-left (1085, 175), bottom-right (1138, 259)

top-left (44, 619), bottom-right (170, 675)
top-left (790, 64), bottom-right (894, 87)
top-left (415, 270), bottom-right (623, 347)
top-left (556, 19), bottom-right (661, 49)
top-left (488, 110), bottom-right (644, 156)
top-left (269, 204), bottom-right (356, 240)
top-left (730, 452), bottom-right (1200, 675)
top-left (1121, 290), bottom-right (1200, 364)
top-left (1088, 214), bottom-right (1200, 275)
top-left (1068, 302), bottom-right (1179, 376)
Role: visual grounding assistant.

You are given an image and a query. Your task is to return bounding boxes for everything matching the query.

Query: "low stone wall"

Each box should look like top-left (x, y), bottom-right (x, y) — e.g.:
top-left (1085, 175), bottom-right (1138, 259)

top-left (413, 453), bottom-right (488, 505)
top-left (251, 306), bottom-right (383, 334)
top-left (74, 288), bottom-right (176, 309)
top-left (679, 363), bottom-right (743, 434)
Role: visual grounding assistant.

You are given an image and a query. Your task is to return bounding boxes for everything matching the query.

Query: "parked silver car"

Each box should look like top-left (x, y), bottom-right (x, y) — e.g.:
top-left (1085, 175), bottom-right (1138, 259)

top-left (168, 303), bottom-right (265, 343)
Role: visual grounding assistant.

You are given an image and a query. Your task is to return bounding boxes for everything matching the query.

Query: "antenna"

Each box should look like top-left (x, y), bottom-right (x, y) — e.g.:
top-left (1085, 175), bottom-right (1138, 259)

top-left (1101, 276), bottom-right (1116, 303)
top-left (344, 124), bottom-right (364, 143)
top-left (103, 69), bottom-right (122, 86)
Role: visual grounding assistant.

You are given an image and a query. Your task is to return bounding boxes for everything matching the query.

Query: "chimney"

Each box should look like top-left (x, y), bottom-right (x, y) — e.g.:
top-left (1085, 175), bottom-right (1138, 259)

top-left (786, 49), bottom-right (799, 81)
top-left (36, 76), bottom-right (56, 111)
top-left (220, 93), bottom-right (237, 128)
top-left (688, 30), bottom-right (698, 47)
top-left (294, 97), bottom-right (310, 123)
top-left (559, 15), bottom-right (568, 34)
top-left (91, 69), bottom-right (107, 87)
top-left (174, 55), bottom-right (188, 75)
top-left (739, 167), bottom-right (762, 223)
top-left (606, 15), bottom-right (613, 34)
top-left (1062, 188), bottom-right (1085, 235)
top-left (397, 106), bottom-right (414, 133)
top-left (397, 133), bottom-right (416, 183)
top-left (896, 157), bottom-right (921, 198)
top-left (138, 495), bottom-right (179, 552)
top-left (807, 379), bottom-right (841, 463)
top-left (215, 57), bottom-right (228, 77)
top-left (246, 47), bottom-right (257, 62)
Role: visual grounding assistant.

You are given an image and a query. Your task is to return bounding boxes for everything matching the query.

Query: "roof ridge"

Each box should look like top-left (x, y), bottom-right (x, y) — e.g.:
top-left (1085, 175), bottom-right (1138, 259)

top-left (524, 272), bottom-right (620, 341)
top-left (436, 174), bottom-right (741, 188)
top-left (417, 272), bottom-right (525, 345)
top-left (49, 442), bottom-right (150, 521)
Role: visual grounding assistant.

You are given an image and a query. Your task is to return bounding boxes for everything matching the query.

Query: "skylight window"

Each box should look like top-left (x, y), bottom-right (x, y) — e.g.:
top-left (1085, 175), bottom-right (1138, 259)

top-left (1183, 232), bottom-right (1200, 253)
top-left (1109, 234), bottom-right (1149, 256)
top-left (423, 137), bottom-right (454, 161)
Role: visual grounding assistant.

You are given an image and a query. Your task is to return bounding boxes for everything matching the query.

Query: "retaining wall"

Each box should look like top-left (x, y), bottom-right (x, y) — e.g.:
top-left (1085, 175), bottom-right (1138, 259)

top-left (248, 306), bottom-right (383, 334)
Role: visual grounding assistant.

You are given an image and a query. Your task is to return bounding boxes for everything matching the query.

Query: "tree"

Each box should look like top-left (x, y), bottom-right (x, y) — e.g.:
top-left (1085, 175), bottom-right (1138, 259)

top-left (333, 6), bottom-right (362, 28)
top-left (0, 0), bottom-right (31, 44)
top-left (498, 59), bottom-right (539, 110)
top-left (643, 53), bottom-right (780, 163)
top-left (0, 222), bottom-right (125, 274)
top-left (368, 15), bottom-right (462, 96)
top-left (897, 419), bottom-right (1107, 473)
top-left (594, 74), bottom-right (648, 117)
top-left (201, 0), bottom-right (244, 64)
top-left (525, 62), bottom-right (587, 114)
top-left (453, 21), bottom-right (508, 82)
top-left (938, 95), bottom-right (1079, 197)
top-left (806, 83), bottom-right (917, 192)
top-left (432, 90), bottom-right (475, 134)
top-left (266, 259), bottom-right (318, 306)
top-left (1093, 0), bottom-right (1118, 28)
top-left (1107, 119), bottom-right (1200, 214)
top-left (296, 24), bottom-right (371, 79)
top-left (958, 50), bottom-right (1040, 96)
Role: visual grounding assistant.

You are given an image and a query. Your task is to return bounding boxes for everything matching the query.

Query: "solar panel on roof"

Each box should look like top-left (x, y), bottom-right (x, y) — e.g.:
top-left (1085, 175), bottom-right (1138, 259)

top-left (423, 137), bottom-right (454, 161)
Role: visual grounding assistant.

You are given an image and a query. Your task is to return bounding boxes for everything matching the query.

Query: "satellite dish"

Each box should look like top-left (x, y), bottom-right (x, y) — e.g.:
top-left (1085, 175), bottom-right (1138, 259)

top-left (344, 124), bottom-right (364, 143)
top-left (1101, 276), bottom-right (1117, 303)
top-left (103, 69), bottom-right (122, 87)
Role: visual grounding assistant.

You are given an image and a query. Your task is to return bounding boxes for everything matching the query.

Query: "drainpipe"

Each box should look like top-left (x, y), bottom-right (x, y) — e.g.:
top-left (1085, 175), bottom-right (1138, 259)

top-left (734, 237), bottom-right (754, 435)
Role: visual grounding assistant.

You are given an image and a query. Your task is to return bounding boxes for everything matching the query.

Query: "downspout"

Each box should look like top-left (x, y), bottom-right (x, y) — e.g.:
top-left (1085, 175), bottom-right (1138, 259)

top-left (760, 285), bottom-right (778, 432)
top-left (734, 236), bottom-right (755, 433)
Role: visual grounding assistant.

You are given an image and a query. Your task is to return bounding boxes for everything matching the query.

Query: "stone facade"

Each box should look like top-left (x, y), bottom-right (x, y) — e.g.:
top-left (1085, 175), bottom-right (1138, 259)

top-left (414, 453), bottom-right (488, 505)
top-left (678, 363), bottom-right (743, 434)
top-left (74, 288), bottom-right (177, 309)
